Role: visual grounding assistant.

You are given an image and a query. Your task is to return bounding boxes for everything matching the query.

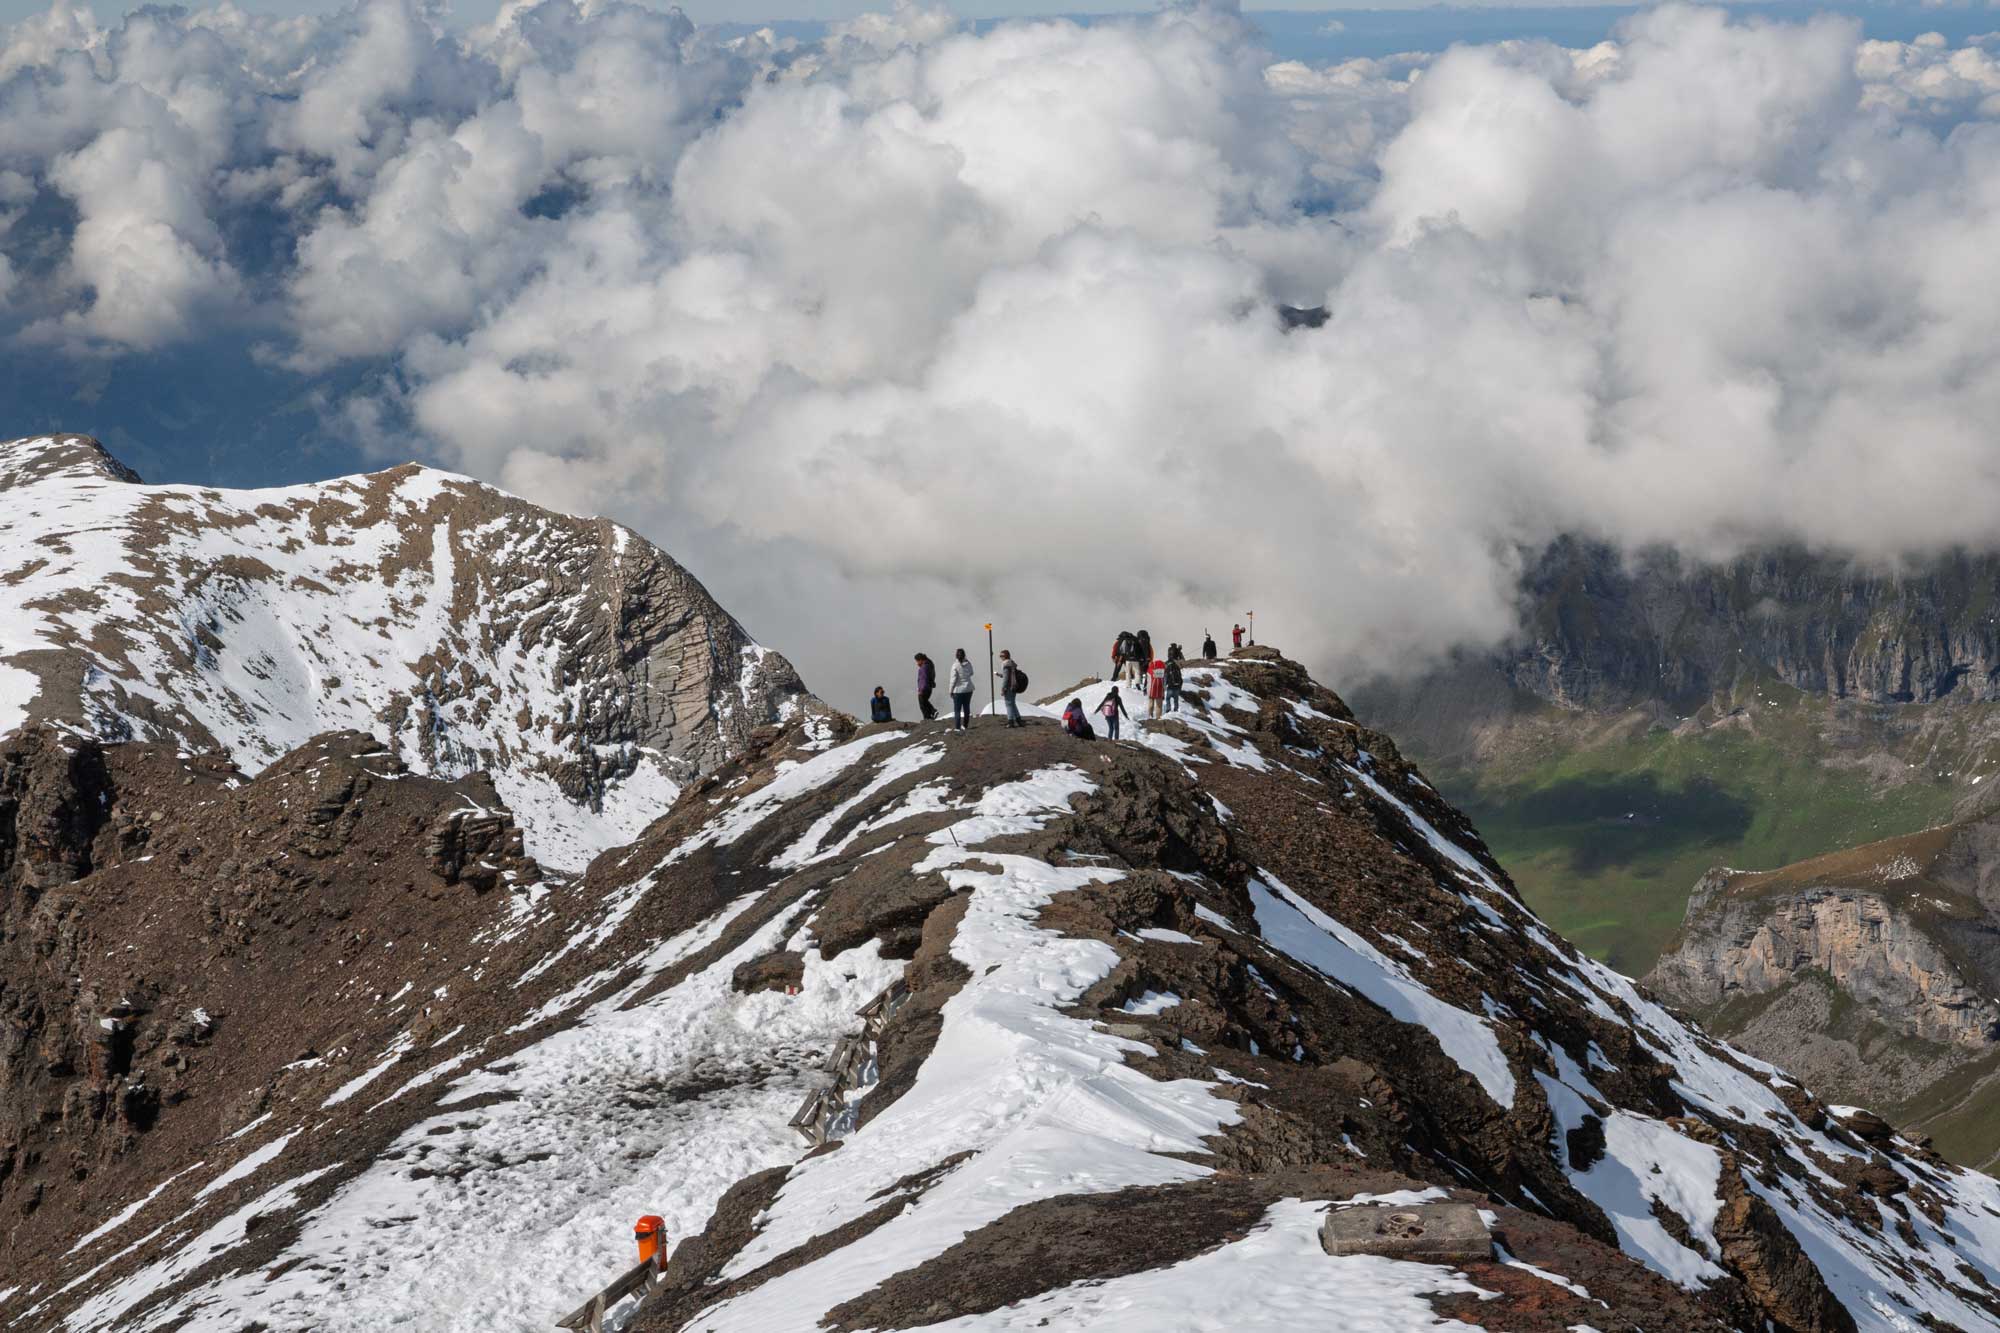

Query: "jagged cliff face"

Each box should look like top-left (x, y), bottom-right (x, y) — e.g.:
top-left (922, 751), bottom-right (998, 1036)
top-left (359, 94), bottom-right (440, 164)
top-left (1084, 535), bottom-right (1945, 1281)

top-left (1654, 870), bottom-right (1999, 1050)
top-left (1364, 537), bottom-right (2000, 776)
top-left (0, 434), bottom-right (818, 869)
top-left (1650, 817), bottom-right (2000, 1169)
top-left (1507, 539), bottom-right (2000, 713)
top-left (9, 642), bottom-right (2000, 1333)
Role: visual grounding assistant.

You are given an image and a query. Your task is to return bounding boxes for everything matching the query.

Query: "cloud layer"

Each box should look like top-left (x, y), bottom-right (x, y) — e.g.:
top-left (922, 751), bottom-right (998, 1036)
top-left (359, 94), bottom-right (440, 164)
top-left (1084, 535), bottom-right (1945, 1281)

top-left (3, 0), bottom-right (1999, 703)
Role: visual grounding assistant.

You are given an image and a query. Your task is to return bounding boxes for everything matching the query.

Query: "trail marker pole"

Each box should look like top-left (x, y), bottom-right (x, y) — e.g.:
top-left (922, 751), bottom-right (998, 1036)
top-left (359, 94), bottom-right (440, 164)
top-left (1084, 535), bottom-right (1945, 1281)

top-left (1247, 611), bottom-right (1254, 645)
top-left (985, 623), bottom-right (995, 726)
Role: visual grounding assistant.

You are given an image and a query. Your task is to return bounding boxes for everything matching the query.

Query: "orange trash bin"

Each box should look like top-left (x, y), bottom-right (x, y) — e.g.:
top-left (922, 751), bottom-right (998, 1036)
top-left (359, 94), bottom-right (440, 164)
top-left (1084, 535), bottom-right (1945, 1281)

top-left (634, 1215), bottom-right (667, 1267)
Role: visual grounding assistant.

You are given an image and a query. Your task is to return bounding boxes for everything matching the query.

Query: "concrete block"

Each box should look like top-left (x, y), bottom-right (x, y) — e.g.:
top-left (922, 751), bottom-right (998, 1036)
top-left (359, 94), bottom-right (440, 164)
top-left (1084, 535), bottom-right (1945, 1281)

top-left (1320, 1203), bottom-right (1492, 1264)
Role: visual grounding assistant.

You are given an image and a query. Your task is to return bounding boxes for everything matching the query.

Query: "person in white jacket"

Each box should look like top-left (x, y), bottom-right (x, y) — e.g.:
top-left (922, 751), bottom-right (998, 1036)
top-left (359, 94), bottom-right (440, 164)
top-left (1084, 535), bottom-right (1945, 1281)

top-left (948, 648), bottom-right (978, 730)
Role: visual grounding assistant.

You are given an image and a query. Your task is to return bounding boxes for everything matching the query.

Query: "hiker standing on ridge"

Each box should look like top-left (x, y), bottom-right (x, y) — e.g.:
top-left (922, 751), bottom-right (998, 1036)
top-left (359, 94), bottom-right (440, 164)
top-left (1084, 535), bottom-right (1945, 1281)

top-left (997, 650), bottom-right (1026, 727)
top-left (1146, 658), bottom-right (1167, 720)
top-left (1166, 642), bottom-right (1183, 665)
top-left (1115, 630), bottom-right (1141, 684)
top-left (1164, 655), bottom-right (1183, 713)
top-left (914, 653), bottom-right (939, 721)
top-left (1231, 623), bottom-right (1244, 650)
top-left (870, 686), bottom-right (893, 723)
top-left (1136, 630), bottom-right (1153, 677)
top-left (949, 649), bottom-right (976, 730)
top-left (1098, 685), bottom-right (1131, 741)
top-left (1202, 631), bottom-right (1217, 659)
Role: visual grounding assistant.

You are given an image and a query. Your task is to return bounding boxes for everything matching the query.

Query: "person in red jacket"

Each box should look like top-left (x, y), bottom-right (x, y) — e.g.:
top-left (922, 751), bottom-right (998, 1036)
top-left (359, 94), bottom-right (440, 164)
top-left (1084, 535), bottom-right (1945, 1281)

top-left (1146, 659), bottom-right (1167, 720)
top-left (1231, 623), bottom-right (1244, 650)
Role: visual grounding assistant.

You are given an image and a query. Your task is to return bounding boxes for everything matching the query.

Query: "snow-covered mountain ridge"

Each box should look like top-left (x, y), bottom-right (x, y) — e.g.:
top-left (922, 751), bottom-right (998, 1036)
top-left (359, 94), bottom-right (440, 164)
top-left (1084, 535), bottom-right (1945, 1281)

top-left (3, 441), bottom-right (1999, 1331)
top-left (0, 433), bottom-right (816, 869)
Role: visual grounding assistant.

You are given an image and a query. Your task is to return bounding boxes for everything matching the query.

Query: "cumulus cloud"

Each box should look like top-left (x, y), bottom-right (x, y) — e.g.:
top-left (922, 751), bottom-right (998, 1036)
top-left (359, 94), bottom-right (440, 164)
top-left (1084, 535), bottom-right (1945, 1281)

top-left (1, 0), bottom-right (1999, 704)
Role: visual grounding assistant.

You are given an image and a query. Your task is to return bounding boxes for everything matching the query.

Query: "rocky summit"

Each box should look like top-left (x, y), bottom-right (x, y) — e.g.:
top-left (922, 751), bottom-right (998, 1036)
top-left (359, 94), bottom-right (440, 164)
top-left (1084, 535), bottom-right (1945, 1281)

top-left (4, 444), bottom-right (2000, 1333)
top-left (0, 434), bottom-right (818, 871)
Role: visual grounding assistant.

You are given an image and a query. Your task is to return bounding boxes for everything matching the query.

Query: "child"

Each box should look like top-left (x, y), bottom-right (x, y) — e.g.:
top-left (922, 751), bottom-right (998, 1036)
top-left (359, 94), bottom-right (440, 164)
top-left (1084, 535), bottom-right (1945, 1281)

top-left (1099, 686), bottom-right (1131, 740)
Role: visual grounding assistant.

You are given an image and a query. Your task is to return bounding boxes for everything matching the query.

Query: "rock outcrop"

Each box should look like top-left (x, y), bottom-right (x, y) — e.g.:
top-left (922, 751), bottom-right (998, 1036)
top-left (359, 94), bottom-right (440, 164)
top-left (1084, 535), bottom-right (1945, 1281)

top-left (1649, 818), bottom-right (2000, 1166)
top-left (1654, 873), bottom-right (2000, 1049)
top-left (0, 724), bottom-right (544, 1241)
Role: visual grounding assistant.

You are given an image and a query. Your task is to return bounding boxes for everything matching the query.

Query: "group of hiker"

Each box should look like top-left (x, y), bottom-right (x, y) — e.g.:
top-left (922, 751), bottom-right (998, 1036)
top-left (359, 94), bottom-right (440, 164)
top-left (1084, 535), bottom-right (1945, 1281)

top-left (877, 648), bottom-right (1002, 730)
top-left (1058, 629), bottom-right (1188, 740)
top-left (870, 619), bottom-right (1254, 738)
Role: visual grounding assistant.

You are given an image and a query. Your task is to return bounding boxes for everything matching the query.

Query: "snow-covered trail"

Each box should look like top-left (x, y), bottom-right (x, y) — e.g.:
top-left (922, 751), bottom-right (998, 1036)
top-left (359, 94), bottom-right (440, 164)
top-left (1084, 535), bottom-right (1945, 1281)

top-left (62, 900), bottom-right (895, 1332)
top-left (52, 731), bottom-right (922, 1333)
top-left (695, 767), bottom-right (1245, 1329)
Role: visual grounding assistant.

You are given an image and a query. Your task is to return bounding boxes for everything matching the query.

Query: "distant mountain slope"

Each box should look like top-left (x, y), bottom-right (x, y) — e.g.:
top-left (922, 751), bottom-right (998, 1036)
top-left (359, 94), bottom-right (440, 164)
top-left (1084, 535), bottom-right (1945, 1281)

top-left (1649, 791), bottom-right (2000, 1171)
top-left (0, 433), bottom-right (818, 869)
top-left (10, 648), bottom-right (2000, 1332)
top-left (1356, 538), bottom-right (2000, 970)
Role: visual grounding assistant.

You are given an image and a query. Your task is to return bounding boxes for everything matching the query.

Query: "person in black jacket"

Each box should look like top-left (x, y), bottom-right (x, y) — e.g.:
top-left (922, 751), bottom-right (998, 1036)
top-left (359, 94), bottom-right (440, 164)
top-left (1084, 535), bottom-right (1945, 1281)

top-left (997, 651), bottom-right (1024, 727)
top-left (914, 653), bottom-right (939, 720)
top-left (1202, 631), bottom-right (1217, 659)
top-left (1163, 656), bottom-right (1184, 712)
top-left (869, 686), bottom-right (893, 724)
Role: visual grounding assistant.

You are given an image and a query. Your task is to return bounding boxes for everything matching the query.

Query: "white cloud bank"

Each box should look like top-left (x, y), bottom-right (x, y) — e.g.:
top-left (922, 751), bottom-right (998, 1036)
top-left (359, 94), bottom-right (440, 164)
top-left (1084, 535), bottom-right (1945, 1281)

top-left (3, 0), bottom-right (1999, 703)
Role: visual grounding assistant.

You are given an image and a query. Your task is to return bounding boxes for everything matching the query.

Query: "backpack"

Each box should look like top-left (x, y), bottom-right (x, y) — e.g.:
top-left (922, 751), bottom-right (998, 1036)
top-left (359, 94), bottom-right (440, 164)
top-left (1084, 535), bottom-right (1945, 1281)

top-left (1116, 631), bottom-right (1138, 660)
top-left (1165, 660), bottom-right (1182, 688)
top-left (1012, 667), bottom-right (1028, 692)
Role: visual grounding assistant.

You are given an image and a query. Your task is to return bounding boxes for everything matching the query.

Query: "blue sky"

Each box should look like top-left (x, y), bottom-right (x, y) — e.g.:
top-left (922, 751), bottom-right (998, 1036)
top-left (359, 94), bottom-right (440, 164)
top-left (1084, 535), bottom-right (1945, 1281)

top-left (6, 0), bottom-right (2000, 44)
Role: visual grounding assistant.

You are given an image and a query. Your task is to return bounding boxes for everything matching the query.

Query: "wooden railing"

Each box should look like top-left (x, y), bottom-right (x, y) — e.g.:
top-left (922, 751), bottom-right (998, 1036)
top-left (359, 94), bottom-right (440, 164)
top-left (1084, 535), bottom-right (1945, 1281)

top-left (555, 1250), bottom-right (665, 1332)
top-left (788, 979), bottom-right (908, 1147)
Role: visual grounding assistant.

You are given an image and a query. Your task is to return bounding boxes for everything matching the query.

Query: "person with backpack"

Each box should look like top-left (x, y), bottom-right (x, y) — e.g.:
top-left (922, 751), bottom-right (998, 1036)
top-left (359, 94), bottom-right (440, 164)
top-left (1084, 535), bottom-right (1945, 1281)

top-left (869, 686), bottom-right (893, 724)
top-left (1163, 656), bottom-right (1183, 712)
top-left (1136, 630), bottom-right (1153, 676)
top-left (914, 653), bottom-right (939, 721)
top-left (1061, 698), bottom-right (1094, 739)
top-left (948, 648), bottom-right (977, 730)
top-left (1231, 624), bottom-right (1244, 650)
top-left (1202, 631), bottom-right (1217, 659)
top-left (1098, 685), bottom-right (1131, 740)
top-left (1115, 630), bottom-right (1141, 684)
top-left (1146, 659), bottom-right (1166, 719)
top-left (997, 650), bottom-right (1026, 727)
top-left (1166, 642), bottom-right (1183, 665)
top-left (1110, 635), bottom-right (1125, 682)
